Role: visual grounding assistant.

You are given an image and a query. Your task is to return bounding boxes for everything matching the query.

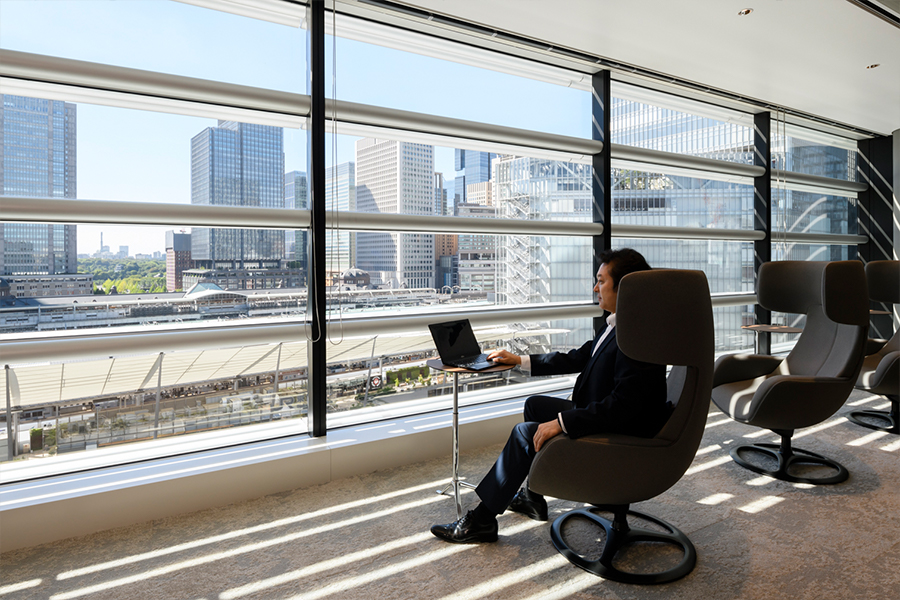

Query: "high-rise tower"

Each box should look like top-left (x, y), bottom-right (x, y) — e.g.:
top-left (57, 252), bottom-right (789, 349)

top-left (190, 121), bottom-right (284, 270)
top-left (0, 95), bottom-right (77, 279)
top-left (355, 139), bottom-right (434, 289)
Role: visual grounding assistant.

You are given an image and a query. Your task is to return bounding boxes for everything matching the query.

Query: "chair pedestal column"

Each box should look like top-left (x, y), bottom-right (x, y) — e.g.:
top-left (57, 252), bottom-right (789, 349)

top-left (549, 504), bottom-right (696, 584)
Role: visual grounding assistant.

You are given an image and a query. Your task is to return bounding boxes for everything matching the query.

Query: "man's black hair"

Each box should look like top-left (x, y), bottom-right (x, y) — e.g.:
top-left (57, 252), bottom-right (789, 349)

top-left (598, 248), bottom-right (652, 290)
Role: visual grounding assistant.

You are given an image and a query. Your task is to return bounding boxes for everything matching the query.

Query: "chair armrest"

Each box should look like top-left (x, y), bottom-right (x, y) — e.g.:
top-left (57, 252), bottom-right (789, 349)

top-left (528, 434), bottom-right (689, 506)
top-left (857, 351), bottom-right (899, 394)
top-left (713, 354), bottom-right (782, 387)
top-left (866, 338), bottom-right (889, 356)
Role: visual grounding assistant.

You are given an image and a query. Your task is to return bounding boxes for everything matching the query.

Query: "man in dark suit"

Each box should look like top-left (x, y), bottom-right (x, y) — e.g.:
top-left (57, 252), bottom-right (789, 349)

top-left (431, 248), bottom-right (668, 543)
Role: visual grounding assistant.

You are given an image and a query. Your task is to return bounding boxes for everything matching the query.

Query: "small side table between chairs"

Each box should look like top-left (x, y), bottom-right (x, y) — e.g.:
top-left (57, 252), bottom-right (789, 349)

top-left (426, 358), bottom-right (514, 520)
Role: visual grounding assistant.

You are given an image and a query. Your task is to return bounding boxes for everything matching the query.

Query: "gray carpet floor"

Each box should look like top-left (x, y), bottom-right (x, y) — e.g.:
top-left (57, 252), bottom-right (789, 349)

top-left (2, 389), bottom-right (899, 600)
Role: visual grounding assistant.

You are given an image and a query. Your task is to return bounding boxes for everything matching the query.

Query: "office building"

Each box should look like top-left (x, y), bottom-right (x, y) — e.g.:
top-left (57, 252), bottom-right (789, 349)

top-left (284, 170), bottom-right (308, 281)
top-left (190, 120), bottom-right (285, 270)
top-left (355, 138), bottom-right (435, 288)
top-left (165, 230), bottom-right (192, 292)
top-left (457, 198), bottom-right (497, 293)
top-left (433, 171), bottom-right (448, 215)
top-left (0, 94), bottom-right (77, 286)
top-left (453, 149), bottom-right (495, 207)
top-left (324, 162), bottom-right (356, 276)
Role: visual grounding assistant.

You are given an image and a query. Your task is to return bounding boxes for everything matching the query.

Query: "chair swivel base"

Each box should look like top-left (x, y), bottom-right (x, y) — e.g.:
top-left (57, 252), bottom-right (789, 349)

top-left (549, 506), bottom-right (696, 585)
top-left (731, 443), bottom-right (848, 485)
top-left (847, 400), bottom-right (899, 434)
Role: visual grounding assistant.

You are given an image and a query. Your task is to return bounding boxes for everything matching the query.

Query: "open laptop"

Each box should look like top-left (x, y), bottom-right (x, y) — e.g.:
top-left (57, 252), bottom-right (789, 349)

top-left (429, 319), bottom-right (497, 371)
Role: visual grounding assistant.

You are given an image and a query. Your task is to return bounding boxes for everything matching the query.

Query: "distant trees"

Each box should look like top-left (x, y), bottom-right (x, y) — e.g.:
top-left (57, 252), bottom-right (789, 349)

top-left (79, 259), bottom-right (166, 295)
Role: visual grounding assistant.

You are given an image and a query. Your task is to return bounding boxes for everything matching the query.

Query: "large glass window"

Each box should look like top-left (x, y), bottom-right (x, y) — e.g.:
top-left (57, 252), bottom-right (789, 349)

top-left (0, 0), bottom-right (307, 92)
top-left (611, 87), bottom-right (754, 164)
top-left (328, 28), bottom-right (590, 137)
top-left (773, 126), bottom-right (858, 181)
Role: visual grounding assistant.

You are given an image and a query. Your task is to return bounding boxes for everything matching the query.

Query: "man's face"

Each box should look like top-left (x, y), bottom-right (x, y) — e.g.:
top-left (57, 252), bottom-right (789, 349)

top-left (594, 263), bottom-right (617, 313)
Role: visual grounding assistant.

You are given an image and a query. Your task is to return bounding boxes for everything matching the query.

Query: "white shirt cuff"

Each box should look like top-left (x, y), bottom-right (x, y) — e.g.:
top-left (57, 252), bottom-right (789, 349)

top-left (557, 413), bottom-right (568, 434)
top-left (520, 355), bottom-right (532, 372)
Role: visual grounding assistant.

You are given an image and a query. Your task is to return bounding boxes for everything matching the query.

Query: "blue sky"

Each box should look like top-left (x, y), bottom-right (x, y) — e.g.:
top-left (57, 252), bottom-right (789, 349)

top-left (1, 0), bottom-right (590, 254)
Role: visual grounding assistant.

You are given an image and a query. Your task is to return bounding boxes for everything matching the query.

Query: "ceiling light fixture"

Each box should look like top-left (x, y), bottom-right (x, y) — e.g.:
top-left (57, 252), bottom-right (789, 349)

top-left (866, 63), bottom-right (880, 69)
top-left (738, 8), bottom-right (753, 16)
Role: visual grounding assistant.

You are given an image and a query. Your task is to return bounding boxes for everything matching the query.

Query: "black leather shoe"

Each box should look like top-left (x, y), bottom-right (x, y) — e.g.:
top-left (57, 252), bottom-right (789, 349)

top-left (507, 487), bottom-right (548, 521)
top-left (431, 510), bottom-right (498, 543)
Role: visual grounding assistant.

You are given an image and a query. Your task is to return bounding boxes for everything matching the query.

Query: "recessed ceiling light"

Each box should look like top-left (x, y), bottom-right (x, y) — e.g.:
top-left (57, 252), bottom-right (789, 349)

top-left (738, 8), bottom-right (753, 16)
top-left (866, 64), bottom-right (880, 69)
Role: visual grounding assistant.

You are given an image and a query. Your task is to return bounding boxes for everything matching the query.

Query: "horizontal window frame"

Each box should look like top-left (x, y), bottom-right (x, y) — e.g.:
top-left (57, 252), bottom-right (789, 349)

top-left (0, 196), bottom-right (310, 229)
top-left (772, 169), bottom-right (867, 194)
top-left (0, 49), bottom-right (311, 122)
top-left (612, 226), bottom-right (764, 242)
top-left (774, 232), bottom-right (869, 245)
top-left (174, 0), bottom-right (307, 28)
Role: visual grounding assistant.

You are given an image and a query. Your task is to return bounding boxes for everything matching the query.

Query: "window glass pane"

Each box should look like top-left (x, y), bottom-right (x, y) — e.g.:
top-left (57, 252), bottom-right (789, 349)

top-left (329, 35), bottom-right (590, 138)
top-left (326, 317), bottom-right (592, 428)
top-left (1, 343), bottom-right (308, 463)
top-left (321, 232), bottom-right (594, 318)
top-left (1, 94), bottom-right (308, 206)
top-left (614, 238), bottom-right (753, 352)
top-left (773, 243), bottom-right (852, 262)
top-left (612, 168), bottom-right (754, 229)
top-left (611, 97), bottom-right (754, 164)
top-left (771, 189), bottom-right (856, 235)
top-left (0, 224), bottom-right (308, 335)
top-left (773, 130), bottom-right (857, 181)
top-left (0, 0), bottom-right (307, 92)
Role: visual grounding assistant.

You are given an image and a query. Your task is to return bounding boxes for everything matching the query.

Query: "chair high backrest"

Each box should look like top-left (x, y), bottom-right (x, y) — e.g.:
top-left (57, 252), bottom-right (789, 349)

top-left (758, 261), bottom-right (868, 380)
top-left (616, 269), bottom-right (714, 456)
top-left (866, 260), bottom-right (900, 354)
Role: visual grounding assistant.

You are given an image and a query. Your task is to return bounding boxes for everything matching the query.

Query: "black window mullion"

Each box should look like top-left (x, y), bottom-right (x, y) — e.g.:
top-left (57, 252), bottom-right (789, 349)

top-left (591, 70), bottom-right (612, 336)
top-left (753, 112), bottom-right (772, 354)
top-left (307, 0), bottom-right (327, 437)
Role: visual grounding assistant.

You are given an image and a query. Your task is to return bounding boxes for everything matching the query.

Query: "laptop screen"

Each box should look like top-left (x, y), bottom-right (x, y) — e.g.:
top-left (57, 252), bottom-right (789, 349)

top-left (429, 319), bottom-right (482, 363)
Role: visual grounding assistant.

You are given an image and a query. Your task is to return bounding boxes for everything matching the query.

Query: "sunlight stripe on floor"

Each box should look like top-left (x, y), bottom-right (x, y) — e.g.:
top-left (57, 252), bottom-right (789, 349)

top-left (436, 554), bottom-right (570, 600)
top-left (697, 493), bottom-right (733, 505)
top-left (848, 395), bottom-right (881, 406)
top-left (283, 520), bottom-right (544, 600)
top-left (56, 478), bottom-right (447, 580)
top-left (745, 476), bottom-right (774, 486)
top-left (793, 417), bottom-right (847, 439)
top-left (880, 438), bottom-right (900, 452)
top-left (685, 455), bottom-right (732, 475)
top-left (509, 571), bottom-right (599, 600)
top-left (846, 431), bottom-right (890, 446)
top-left (738, 496), bottom-right (784, 514)
top-left (695, 444), bottom-right (721, 456)
top-left (0, 579), bottom-right (42, 596)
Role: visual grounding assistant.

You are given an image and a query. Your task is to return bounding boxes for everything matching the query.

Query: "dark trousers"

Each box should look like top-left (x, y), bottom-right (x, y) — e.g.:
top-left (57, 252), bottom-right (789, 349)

top-left (474, 395), bottom-right (574, 515)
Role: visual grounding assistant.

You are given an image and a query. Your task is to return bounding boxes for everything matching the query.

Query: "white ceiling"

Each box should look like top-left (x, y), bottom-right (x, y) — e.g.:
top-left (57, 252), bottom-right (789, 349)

top-left (403, 0), bottom-right (900, 137)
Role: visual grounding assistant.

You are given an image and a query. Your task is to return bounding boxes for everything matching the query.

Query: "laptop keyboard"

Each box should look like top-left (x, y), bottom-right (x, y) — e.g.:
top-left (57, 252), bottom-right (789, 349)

top-left (454, 353), bottom-right (493, 369)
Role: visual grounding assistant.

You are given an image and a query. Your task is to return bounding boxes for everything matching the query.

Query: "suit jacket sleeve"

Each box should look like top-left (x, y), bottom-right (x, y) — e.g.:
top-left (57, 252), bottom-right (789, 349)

top-left (559, 345), bottom-right (668, 439)
top-left (529, 339), bottom-right (596, 377)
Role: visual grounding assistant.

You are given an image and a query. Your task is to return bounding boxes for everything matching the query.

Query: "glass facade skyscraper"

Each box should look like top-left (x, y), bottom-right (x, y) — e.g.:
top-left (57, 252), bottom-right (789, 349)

top-left (190, 120), bottom-right (285, 269)
top-left (355, 139), bottom-right (434, 289)
top-left (324, 162), bottom-right (356, 276)
top-left (284, 170), bottom-right (308, 280)
top-left (453, 149), bottom-right (495, 208)
top-left (0, 94), bottom-right (77, 277)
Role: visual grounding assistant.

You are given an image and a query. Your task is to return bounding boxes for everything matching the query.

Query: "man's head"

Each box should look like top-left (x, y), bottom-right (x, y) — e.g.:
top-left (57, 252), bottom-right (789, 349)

top-left (594, 248), bottom-right (652, 313)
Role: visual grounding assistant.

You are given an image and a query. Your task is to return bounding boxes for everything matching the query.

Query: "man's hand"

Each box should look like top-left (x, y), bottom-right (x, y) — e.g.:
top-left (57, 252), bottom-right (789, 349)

top-left (533, 419), bottom-right (563, 452)
top-left (487, 349), bottom-right (522, 365)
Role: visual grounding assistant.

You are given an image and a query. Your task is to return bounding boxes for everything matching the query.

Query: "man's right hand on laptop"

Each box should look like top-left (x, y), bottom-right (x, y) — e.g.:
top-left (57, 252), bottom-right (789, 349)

top-left (487, 349), bottom-right (522, 365)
